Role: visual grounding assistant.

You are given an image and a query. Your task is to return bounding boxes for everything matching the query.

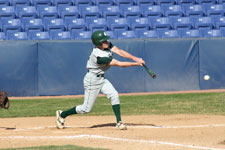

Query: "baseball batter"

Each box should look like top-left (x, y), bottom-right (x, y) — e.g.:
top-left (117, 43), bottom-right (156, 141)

top-left (56, 30), bottom-right (145, 130)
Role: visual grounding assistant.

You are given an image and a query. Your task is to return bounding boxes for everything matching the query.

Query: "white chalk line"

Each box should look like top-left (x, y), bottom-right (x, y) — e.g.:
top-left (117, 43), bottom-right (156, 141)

top-left (0, 134), bottom-right (224, 150)
top-left (13, 126), bottom-right (55, 131)
top-left (12, 124), bottom-right (225, 131)
top-left (127, 124), bottom-right (225, 129)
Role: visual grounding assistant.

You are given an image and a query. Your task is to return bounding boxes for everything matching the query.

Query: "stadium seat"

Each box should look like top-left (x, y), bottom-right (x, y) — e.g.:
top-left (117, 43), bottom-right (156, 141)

top-left (28, 31), bottom-right (50, 40)
top-left (0, 0), bottom-right (10, 6)
top-left (115, 30), bottom-right (136, 39)
top-left (114, 0), bottom-right (134, 9)
top-left (72, 30), bottom-right (92, 39)
top-left (0, 32), bottom-right (6, 40)
top-left (220, 27), bottom-right (225, 35)
top-left (99, 6), bottom-right (121, 20)
top-left (157, 29), bottom-right (179, 38)
top-left (162, 5), bottom-right (184, 18)
top-left (203, 4), bottom-right (224, 17)
top-left (74, 0), bottom-right (93, 9)
top-left (10, 0), bottom-right (30, 7)
top-left (0, 6), bottom-right (15, 19)
top-left (58, 6), bottom-right (79, 20)
top-left (217, 0), bottom-right (225, 4)
top-left (151, 17), bottom-right (171, 31)
top-left (170, 17), bottom-right (193, 30)
top-left (37, 6), bottom-right (58, 19)
top-left (7, 31), bottom-right (28, 40)
top-left (52, 0), bottom-right (72, 6)
top-left (155, 0), bottom-right (175, 6)
top-left (79, 6), bottom-right (100, 21)
top-left (195, 0), bottom-right (216, 6)
top-left (192, 16), bottom-right (214, 31)
top-left (129, 17), bottom-right (150, 32)
top-left (213, 16), bottom-right (225, 29)
top-left (2, 19), bottom-right (21, 34)
top-left (199, 29), bottom-right (222, 37)
top-left (43, 18), bottom-right (65, 32)
top-left (16, 6), bottom-right (37, 20)
top-left (22, 18), bottom-right (43, 33)
top-left (107, 18), bottom-right (129, 32)
top-left (95, 0), bottom-right (114, 7)
top-left (30, 0), bottom-right (52, 7)
top-left (65, 18), bottom-right (87, 32)
top-left (134, 0), bottom-right (154, 7)
top-left (178, 29), bottom-right (200, 38)
top-left (142, 5), bottom-right (163, 18)
top-left (105, 30), bottom-right (116, 39)
top-left (50, 31), bottom-right (71, 40)
top-left (176, 0), bottom-right (194, 6)
top-left (86, 18), bottom-right (108, 32)
top-left (135, 30), bottom-right (158, 38)
top-left (0, 21), bottom-right (2, 30)
top-left (183, 5), bottom-right (205, 18)
top-left (120, 5), bottom-right (142, 20)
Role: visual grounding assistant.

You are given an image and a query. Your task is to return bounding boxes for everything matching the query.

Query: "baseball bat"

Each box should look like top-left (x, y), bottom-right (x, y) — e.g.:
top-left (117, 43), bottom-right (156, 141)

top-left (142, 64), bottom-right (157, 79)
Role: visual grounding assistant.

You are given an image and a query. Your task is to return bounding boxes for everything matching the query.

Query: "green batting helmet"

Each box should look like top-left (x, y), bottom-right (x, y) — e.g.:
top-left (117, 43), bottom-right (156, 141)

top-left (91, 30), bottom-right (110, 47)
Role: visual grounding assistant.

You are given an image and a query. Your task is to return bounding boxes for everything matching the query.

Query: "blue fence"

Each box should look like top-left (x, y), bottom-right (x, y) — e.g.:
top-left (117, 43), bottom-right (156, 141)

top-left (0, 38), bottom-right (224, 96)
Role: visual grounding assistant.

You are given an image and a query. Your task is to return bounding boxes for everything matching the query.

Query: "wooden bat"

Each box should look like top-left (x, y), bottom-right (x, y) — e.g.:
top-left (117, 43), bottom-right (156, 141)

top-left (142, 64), bottom-right (157, 79)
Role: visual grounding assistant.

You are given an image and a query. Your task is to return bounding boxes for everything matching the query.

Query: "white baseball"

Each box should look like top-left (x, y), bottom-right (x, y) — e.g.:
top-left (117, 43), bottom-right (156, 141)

top-left (204, 75), bottom-right (210, 80)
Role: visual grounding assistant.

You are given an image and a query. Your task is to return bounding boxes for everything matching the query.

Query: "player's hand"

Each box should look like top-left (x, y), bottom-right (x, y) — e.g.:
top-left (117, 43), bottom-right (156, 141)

top-left (135, 58), bottom-right (145, 65)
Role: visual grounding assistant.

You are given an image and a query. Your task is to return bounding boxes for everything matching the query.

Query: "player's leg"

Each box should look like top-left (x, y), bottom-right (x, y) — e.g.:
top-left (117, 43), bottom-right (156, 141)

top-left (100, 79), bottom-right (121, 122)
top-left (101, 79), bottom-right (127, 130)
top-left (60, 84), bottom-right (101, 118)
top-left (76, 74), bottom-right (104, 114)
top-left (56, 74), bottom-right (103, 129)
top-left (75, 85), bottom-right (101, 114)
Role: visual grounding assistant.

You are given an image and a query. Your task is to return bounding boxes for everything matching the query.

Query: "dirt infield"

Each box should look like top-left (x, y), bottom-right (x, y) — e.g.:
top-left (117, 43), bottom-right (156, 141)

top-left (1, 115), bottom-right (225, 150)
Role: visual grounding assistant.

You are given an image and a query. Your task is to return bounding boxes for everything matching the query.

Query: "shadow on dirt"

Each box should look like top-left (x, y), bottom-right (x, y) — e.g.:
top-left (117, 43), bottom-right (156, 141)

top-left (0, 127), bottom-right (16, 130)
top-left (89, 123), bottom-right (157, 128)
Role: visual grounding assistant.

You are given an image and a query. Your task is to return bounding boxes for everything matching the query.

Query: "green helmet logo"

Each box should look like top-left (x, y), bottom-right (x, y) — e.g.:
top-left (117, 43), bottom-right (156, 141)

top-left (91, 30), bottom-right (110, 47)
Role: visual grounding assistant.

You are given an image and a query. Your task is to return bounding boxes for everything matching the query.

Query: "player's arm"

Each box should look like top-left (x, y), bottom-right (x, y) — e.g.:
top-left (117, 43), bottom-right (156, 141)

top-left (109, 59), bottom-right (141, 67)
top-left (111, 46), bottom-right (145, 65)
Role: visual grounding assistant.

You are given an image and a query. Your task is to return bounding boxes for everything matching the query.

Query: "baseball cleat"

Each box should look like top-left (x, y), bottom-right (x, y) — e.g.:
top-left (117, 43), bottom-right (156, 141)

top-left (116, 121), bottom-right (127, 130)
top-left (56, 110), bottom-right (65, 129)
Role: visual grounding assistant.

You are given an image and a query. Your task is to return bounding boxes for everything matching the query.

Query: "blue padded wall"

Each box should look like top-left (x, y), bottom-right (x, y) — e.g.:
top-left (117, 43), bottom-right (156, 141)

top-left (144, 39), bottom-right (200, 92)
top-left (0, 41), bottom-right (38, 96)
top-left (1, 38), bottom-right (225, 96)
top-left (106, 39), bottom-right (146, 93)
top-left (199, 39), bottom-right (225, 89)
top-left (107, 39), bottom-right (200, 93)
top-left (38, 40), bottom-right (93, 96)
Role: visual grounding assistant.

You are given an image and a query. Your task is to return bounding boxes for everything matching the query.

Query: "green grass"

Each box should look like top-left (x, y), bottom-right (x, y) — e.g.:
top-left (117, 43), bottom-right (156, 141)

top-left (1, 92), bottom-right (225, 118)
top-left (0, 145), bottom-right (108, 150)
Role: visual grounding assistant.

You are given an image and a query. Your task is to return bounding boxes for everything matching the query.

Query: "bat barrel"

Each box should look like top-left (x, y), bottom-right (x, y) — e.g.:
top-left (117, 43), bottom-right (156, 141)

top-left (142, 64), bottom-right (157, 79)
top-left (152, 74), bottom-right (156, 78)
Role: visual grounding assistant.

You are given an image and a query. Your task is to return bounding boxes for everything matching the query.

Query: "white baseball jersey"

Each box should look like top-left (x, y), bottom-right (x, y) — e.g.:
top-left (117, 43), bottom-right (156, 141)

top-left (86, 42), bottom-right (114, 74)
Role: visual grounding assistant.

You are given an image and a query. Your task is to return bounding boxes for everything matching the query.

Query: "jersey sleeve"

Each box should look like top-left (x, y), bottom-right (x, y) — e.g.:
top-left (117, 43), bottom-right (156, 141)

top-left (109, 42), bottom-right (114, 49)
top-left (97, 56), bottom-right (113, 65)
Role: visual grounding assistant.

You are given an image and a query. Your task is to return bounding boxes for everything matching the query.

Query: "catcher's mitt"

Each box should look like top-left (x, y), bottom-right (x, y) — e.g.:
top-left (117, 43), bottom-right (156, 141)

top-left (0, 91), bottom-right (10, 109)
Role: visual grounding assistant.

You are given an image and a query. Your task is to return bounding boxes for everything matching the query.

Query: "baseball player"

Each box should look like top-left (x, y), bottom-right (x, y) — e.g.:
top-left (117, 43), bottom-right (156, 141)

top-left (56, 30), bottom-right (145, 130)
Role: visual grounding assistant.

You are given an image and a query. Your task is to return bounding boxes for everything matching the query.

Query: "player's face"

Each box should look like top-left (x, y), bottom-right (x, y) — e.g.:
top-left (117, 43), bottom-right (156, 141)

top-left (101, 40), bottom-right (109, 49)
